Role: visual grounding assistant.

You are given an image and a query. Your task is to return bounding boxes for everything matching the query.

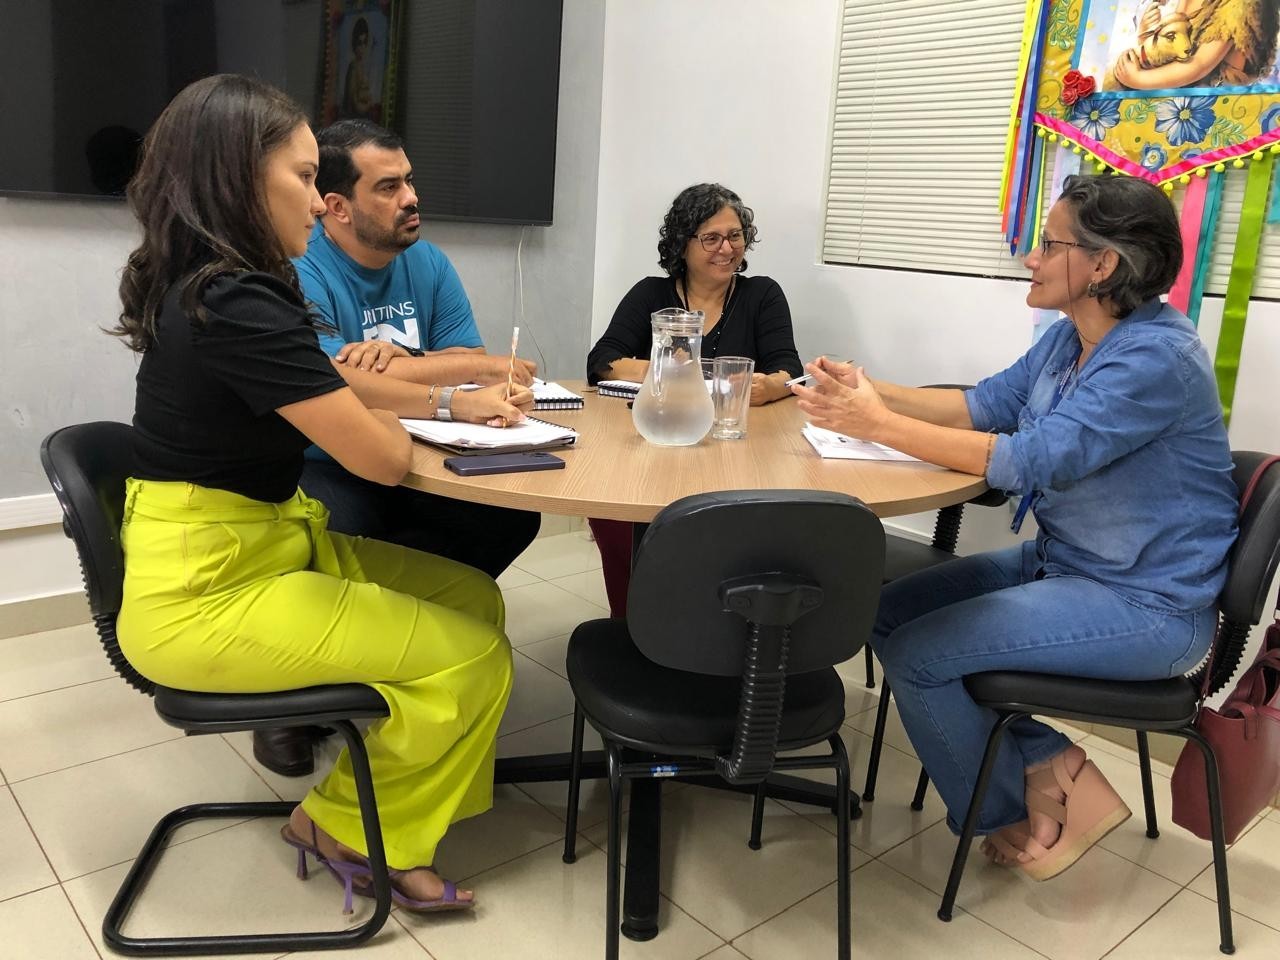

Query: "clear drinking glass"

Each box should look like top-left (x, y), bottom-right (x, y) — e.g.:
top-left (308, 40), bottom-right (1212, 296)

top-left (632, 308), bottom-right (715, 446)
top-left (710, 356), bottom-right (754, 440)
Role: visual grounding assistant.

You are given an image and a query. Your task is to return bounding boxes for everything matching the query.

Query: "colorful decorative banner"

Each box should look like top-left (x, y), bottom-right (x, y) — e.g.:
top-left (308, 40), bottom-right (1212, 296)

top-left (1038, 0), bottom-right (1280, 181)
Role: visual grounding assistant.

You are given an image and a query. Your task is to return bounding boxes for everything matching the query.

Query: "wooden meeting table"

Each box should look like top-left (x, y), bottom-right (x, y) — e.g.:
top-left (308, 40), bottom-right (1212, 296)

top-left (403, 382), bottom-right (987, 942)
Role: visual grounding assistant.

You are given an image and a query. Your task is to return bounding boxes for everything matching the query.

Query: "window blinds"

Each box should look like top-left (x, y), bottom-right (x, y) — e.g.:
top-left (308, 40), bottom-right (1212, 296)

top-left (823, 0), bottom-right (1280, 299)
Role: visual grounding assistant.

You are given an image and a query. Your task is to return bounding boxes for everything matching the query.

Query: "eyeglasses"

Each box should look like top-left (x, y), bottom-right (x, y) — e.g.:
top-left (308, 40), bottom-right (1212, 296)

top-left (1039, 237), bottom-right (1092, 256)
top-left (694, 228), bottom-right (749, 252)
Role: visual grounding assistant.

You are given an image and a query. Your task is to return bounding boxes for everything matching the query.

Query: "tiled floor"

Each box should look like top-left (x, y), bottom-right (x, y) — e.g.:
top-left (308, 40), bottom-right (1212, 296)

top-left (2, 530), bottom-right (1277, 959)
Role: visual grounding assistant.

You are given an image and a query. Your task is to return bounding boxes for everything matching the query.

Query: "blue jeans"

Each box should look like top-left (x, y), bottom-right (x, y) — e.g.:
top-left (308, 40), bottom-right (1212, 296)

top-left (870, 540), bottom-right (1215, 835)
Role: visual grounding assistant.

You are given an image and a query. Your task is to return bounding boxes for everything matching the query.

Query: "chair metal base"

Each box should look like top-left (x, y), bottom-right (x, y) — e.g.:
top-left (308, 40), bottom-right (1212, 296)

top-left (104, 720), bottom-right (392, 956)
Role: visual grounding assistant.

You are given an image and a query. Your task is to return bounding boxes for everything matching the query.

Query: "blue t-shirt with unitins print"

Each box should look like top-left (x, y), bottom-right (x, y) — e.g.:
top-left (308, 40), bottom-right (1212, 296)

top-left (293, 222), bottom-right (483, 357)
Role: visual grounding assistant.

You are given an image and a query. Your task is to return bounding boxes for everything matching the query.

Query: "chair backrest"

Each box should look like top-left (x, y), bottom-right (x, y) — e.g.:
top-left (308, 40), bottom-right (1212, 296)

top-left (1200, 450), bottom-right (1280, 696)
top-left (40, 422), bottom-right (154, 695)
top-left (627, 490), bottom-right (886, 677)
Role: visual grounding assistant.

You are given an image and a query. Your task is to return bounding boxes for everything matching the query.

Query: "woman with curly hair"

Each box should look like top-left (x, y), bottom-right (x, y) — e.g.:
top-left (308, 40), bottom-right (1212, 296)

top-left (1111, 0), bottom-right (1279, 89)
top-left (585, 183), bottom-right (803, 615)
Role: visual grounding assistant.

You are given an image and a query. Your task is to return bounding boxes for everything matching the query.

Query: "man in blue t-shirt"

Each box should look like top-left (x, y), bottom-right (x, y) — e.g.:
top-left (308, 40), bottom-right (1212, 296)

top-left (254, 121), bottom-right (541, 777)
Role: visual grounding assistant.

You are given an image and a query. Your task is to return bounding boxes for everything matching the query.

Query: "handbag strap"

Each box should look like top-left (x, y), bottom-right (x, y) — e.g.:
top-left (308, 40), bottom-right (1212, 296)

top-left (1197, 454), bottom-right (1280, 701)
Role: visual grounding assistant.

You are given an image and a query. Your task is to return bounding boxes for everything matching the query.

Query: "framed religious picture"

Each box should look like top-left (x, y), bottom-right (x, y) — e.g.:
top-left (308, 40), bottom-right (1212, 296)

top-left (321, 0), bottom-right (402, 127)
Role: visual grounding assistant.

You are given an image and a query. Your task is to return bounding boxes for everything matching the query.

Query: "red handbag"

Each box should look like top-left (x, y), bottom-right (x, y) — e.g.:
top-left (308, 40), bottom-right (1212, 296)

top-left (1170, 457), bottom-right (1280, 845)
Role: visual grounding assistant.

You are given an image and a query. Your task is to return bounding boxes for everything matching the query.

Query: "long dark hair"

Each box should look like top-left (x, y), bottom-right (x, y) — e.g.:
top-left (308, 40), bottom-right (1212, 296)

top-left (113, 74), bottom-right (309, 352)
top-left (657, 183), bottom-right (757, 278)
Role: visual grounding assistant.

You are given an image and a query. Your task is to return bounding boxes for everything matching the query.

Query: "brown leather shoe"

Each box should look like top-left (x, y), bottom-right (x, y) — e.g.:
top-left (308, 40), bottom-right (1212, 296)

top-left (252, 727), bottom-right (317, 777)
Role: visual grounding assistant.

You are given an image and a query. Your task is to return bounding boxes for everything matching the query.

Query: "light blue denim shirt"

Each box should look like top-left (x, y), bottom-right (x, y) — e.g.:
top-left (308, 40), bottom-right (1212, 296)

top-left (966, 299), bottom-right (1237, 614)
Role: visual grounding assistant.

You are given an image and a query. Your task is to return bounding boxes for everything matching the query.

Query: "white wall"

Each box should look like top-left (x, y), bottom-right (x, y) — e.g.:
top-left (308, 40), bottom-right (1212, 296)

top-left (592, 0), bottom-right (1278, 551)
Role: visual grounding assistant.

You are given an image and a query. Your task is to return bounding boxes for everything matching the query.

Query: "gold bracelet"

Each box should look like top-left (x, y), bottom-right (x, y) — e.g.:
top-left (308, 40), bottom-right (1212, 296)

top-left (984, 433), bottom-right (996, 473)
top-left (427, 383), bottom-right (438, 409)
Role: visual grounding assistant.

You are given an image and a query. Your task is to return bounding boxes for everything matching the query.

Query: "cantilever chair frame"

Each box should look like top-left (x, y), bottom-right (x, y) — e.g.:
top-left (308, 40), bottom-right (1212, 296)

top-left (42, 421), bottom-right (395, 956)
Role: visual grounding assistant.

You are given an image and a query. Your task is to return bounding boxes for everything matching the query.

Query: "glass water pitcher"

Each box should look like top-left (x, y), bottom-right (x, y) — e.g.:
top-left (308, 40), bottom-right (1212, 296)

top-left (632, 308), bottom-right (714, 446)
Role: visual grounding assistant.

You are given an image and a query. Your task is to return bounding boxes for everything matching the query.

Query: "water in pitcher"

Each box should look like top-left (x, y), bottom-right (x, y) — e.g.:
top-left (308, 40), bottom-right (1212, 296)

top-left (632, 308), bottom-right (714, 446)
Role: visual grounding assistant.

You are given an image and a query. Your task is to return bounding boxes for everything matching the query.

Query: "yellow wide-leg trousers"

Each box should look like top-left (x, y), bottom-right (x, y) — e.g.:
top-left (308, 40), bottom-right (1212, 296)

top-left (116, 479), bottom-right (514, 869)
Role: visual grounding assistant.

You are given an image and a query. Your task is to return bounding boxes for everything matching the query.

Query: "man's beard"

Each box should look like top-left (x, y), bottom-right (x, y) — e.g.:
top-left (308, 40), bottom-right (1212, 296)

top-left (351, 205), bottom-right (420, 253)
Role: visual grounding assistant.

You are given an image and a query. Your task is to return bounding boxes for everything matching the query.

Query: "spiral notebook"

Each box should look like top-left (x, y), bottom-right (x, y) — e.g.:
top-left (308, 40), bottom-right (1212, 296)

top-left (532, 379), bottom-right (585, 410)
top-left (401, 415), bottom-right (578, 455)
top-left (597, 379), bottom-right (641, 399)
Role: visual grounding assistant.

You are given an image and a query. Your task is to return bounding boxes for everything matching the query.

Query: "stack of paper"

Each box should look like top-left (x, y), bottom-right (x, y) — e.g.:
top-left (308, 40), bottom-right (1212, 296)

top-left (801, 424), bottom-right (919, 462)
top-left (401, 416), bottom-right (578, 455)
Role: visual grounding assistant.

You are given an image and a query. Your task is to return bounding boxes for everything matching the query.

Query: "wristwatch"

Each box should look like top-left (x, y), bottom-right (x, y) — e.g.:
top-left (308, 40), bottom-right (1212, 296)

top-left (436, 386), bottom-right (458, 422)
top-left (403, 345), bottom-right (425, 357)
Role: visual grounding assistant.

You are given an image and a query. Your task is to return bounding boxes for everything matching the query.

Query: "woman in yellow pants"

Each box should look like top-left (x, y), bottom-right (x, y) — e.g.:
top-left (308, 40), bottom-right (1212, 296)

top-left (110, 74), bottom-right (534, 910)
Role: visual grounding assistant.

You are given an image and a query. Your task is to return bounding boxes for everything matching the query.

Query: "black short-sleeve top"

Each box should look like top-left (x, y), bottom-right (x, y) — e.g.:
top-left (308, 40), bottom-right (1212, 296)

top-left (131, 271), bottom-right (346, 503)
top-left (586, 275), bottom-right (803, 385)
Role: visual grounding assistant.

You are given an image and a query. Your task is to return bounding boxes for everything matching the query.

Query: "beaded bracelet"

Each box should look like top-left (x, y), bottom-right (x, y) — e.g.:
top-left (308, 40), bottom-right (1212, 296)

top-left (427, 383), bottom-right (438, 409)
top-left (984, 433), bottom-right (996, 474)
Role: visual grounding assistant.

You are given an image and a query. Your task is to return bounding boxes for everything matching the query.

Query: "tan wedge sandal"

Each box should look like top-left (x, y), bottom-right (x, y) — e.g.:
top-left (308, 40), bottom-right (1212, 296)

top-left (1017, 750), bottom-right (1131, 881)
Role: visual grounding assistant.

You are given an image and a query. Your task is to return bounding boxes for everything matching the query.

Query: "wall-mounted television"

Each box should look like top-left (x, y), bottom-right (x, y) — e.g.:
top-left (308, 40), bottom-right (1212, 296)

top-left (0, 0), bottom-right (563, 225)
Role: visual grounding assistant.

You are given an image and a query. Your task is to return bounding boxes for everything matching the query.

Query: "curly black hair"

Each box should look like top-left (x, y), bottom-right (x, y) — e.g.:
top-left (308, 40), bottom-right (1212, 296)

top-left (657, 183), bottom-right (757, 278)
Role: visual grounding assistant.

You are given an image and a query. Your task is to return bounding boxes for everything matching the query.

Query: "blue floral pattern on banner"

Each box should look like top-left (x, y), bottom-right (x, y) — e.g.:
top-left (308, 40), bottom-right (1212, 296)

top-left (1139, 142), bottom-right (1169, 171)
top-left (1070, 96), bottom-right (1121, 140)
top-left (1154, 96), bottom-right (1218, 148)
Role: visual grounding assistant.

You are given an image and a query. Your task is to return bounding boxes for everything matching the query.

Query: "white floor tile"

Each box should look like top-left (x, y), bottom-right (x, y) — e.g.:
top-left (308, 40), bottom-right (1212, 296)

top-left (734, 860), bottom-right (1040, 960)
top-left (13, 734), bottom-right (277, 880)
top-left (1189, 817), bottom-right (1280, 931)
top-left (1080, 732), bottom-right (1176, 777)
top-left (0, 886), bottom-right (100, 960)
top-left (1107, 888), bottom-right (1279, 959)
top-left (512, 531), bottom-right (603, 580)
top-left (584, 787), bottom-right (872, 941)
top-left (221, 728), bottom-right (347, 803)
top-left (700, 946), bottom-right (752, 960)
top-left (496, 714), bottom-right (612, 827)
top-left (399, 841), bottom-right (723, 960)
top-left (0, 786), bottom-right (58, 903)
top-left (497, 565), bottom-right (540, 590)
top-left (501, 582), bottom-right (609, 647)
top-left (432, 785), bottom-right (567, 884)
top-left (548, 569), bottom-right (611, 610)
top-left (63, 817), bottom-right (379, 959)
top-left (499, 651), bottom-right (575, 736)
top-left (518, 633), bottom-right (572, 680)
top-left (0, 622), bottom-right (113, 703)
top-left (0, 677), bottom-right (183, 782)
top-left (880, 819), bottom-right (1181, 960)
top-left (1086, 748), bottom-right (1217, 885)
top-left (776, 726), bottom-right (948, 857)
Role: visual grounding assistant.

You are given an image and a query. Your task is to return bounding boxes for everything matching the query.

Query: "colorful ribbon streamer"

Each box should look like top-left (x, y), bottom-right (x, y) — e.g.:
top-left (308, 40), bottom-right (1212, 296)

top-left (1215, 153), bottom-right (1274, 427)
top-left (1188, 171), bottom-right (1225, 328)
top-left (1168, 175), bottom-right (1209, 314)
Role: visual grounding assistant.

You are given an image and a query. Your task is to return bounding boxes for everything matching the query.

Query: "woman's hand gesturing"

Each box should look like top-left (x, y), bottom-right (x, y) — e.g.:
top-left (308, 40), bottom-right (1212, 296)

top-left (791, 361), bottom-right (889, 440)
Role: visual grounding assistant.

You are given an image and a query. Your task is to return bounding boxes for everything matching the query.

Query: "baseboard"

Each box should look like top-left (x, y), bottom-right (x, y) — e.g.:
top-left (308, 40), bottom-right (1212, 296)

top-left (0, 591), bottom-right (90, 639)
top-left (537, 515), bottom-right (586, 538)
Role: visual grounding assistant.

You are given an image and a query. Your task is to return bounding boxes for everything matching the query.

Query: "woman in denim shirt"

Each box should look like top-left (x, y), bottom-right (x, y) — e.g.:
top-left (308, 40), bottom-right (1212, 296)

top-left (792, 175), bottom-right (1237, 880)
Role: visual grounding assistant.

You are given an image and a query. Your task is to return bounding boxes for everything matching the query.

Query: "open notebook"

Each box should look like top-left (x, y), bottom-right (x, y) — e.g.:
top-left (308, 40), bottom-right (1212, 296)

top-left (401, 416), bottom-right (578, 455)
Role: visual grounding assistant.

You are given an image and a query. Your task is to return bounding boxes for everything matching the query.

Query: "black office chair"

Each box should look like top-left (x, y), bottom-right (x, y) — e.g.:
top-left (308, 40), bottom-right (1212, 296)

top-left (933, 450), bottom-right (1280, 956)
top-left (41, 422), bottom-right (395, 956)
top-left (559, 490), bottom-right (885, 960)
top-left (864, 384), bottom-right (1007, 690)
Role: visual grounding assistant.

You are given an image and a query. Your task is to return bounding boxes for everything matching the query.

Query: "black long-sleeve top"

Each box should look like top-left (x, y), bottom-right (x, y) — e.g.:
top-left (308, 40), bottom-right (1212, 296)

top-left (586, 275), bottom-right (803, 385)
